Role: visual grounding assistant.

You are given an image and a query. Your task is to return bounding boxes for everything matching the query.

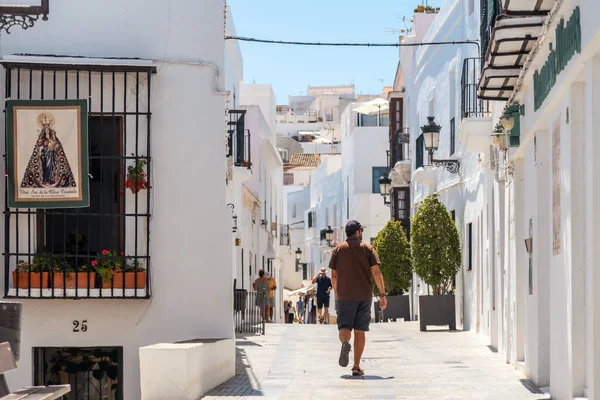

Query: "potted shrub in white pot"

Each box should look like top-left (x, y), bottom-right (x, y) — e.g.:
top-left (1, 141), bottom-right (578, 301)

top-left (411, 194), bottom-right (461, 331)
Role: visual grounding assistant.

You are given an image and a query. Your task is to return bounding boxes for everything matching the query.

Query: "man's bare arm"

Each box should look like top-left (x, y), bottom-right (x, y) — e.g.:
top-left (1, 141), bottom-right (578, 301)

top-left (371, 265), bottom-right (385, 294)
top-left (371, 265), bottom-right (387, 310)
top-left (331, 269), bottom-right (338, 299)
top-left (312, 274), bottom-right (319, 284)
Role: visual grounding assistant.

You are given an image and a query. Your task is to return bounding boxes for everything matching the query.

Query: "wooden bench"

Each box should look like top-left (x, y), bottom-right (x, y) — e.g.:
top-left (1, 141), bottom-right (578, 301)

top-left (0, 386), bottom-right (70, 400)
top-left (0, 342), bottom-right (70, 400)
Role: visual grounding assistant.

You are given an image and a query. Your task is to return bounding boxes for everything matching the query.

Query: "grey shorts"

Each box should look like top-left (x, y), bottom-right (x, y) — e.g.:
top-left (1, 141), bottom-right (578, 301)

top-left (337, 300), bottom-right (371, 332)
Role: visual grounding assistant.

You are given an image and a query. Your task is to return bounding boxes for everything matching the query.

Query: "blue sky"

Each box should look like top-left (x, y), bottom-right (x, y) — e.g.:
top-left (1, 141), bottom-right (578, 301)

top-left (227, 0), bottom-right (441, 104)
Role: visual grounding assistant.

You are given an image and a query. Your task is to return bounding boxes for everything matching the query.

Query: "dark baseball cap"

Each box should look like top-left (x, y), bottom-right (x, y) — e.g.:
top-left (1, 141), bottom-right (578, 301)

top-left (345, 220), bottom-right (363, 237)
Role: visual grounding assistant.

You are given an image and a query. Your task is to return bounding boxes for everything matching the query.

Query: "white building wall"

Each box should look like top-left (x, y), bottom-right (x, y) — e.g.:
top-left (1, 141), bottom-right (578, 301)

top-left (402, 0), bottom-right (498, 342)
top-left (339, 111), bottom-right (390, 241)
top-left (478, 0), bottom-right (600, 397)
top-left (0, 0), bottom-right (238, 397)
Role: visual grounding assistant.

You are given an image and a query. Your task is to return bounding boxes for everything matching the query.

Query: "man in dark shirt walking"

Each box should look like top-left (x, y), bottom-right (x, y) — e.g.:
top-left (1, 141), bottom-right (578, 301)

top-left (329, 220), bottom-right (387, 376)
top-left (312, 267), bottom-right (332, 324)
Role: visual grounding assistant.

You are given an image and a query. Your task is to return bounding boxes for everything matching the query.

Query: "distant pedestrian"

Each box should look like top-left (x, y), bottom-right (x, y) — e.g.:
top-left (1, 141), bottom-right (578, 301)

top-left (253, 270), bottom-right (270, 322)
top-left (329, 220), bottom-right (387, 376)
top-left (312, 267), bottom-right (332, 324)
top-left (284, 301), bottom-right (293, 323)
top-left (267, 272), bottom-right (277, 323)
top-left (296, 296), bottom-right (304, 323)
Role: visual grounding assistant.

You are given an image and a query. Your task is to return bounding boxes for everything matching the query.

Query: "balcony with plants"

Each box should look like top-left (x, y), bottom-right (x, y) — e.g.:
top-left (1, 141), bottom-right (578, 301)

top-left (478, 0), bottom-right (554, 101)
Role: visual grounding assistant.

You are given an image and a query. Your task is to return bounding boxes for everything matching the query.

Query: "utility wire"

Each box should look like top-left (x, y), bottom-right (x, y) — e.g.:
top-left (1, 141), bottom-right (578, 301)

top-left (225, 36), bottom-right (480, 56)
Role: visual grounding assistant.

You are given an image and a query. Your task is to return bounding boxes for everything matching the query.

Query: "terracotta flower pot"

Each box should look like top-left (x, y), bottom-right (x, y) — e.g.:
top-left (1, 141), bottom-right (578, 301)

top-left (102, 272), bottom-right (146, 289)
top-left (53, 272), bottom-right (97, 289)
top-left (12, 271), bottom-right (50, 289)
top-left (126, 174), bottom-right (146, 194)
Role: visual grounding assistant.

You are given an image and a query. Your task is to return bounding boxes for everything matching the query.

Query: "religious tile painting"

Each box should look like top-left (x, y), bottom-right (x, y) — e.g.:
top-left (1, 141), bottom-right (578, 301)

top-left (6, 100), bottom-right (89, 208)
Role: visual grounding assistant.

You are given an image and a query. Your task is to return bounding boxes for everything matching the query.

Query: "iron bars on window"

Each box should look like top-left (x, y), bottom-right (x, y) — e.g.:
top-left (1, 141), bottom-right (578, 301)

top-left (2, 60), bottom-right (155, 299)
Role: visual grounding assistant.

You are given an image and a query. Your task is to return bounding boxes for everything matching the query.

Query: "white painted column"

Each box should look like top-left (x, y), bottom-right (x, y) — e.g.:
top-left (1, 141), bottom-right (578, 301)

top-left (549, 105), bottom-right (570, 400)
top-left (584, 55), bottom-right (600, 400)
top-left (534, 130), bottom-right (551, 388)
top-left (494, 180), bottom-right (506, 356)
top-left (505, 177), bottom-right (514, 365)
top-left (513, 157), bottom-right (526, 364)
top-left (569, 83), bottom-right (586, 397)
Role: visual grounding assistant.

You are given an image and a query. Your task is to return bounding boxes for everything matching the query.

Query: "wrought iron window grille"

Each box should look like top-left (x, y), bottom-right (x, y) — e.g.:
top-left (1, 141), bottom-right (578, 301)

top-left (2, 60), bottom-right (155, 299)
top-left (227, 110), bottom-right (251, 168)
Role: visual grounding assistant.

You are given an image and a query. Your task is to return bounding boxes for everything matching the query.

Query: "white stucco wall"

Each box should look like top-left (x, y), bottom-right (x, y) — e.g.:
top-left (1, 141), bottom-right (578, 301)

top-left (340, 105), bottom-right (390, 238)
top-left (0, 1), bottom-right (238, 397)
top-left (500, 1), bottom-right (600, 396)
top-left (401, 0), bottom-right (500, 345)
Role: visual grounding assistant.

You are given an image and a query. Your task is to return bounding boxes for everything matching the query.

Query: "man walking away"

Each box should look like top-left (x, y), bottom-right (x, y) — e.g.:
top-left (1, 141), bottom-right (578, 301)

top-left (312, 267), bottom-right (332, 324)
top-left (330, 220), bottom-right (387, 376)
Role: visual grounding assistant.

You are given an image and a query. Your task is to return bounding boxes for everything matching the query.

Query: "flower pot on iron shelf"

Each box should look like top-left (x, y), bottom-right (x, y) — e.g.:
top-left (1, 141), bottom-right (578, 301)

top-left (103, 271), bottom-right (147, 289)
top-left (13, 258), bottom-right (52, 289)
top-left (53, 272), bottom-right (97, 289)
top-left (12, 271), bottom-right (50, 289)
top-left (126, 174), bottom-right (147, 194)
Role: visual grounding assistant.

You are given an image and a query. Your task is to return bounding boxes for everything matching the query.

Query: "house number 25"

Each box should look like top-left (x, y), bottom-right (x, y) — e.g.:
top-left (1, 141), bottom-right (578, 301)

top-left (73, 320), bottom-right (88, 332)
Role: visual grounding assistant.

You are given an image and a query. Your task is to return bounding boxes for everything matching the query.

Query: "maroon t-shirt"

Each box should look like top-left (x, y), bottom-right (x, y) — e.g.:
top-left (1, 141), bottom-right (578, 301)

top-left (329, 237), bottom-right (381, 302)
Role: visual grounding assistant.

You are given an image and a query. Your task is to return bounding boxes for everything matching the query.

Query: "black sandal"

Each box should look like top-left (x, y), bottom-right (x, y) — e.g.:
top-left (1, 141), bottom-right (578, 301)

top-left (351, 367), bottom-right (365, 376)
top-left (339, 342), bottom-right (351, 367)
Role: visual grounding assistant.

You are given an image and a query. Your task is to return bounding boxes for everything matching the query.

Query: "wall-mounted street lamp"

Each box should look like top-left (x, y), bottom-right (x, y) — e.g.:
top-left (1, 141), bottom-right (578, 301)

top-left (325, 226), bottom-right (334, 247)
top-left (491, 123), bottom-right (509, 149)
top-left (295, 247), bottom-right (303, 272)
top-left (378, 173), bottom-right (392, 206)
top-left (227, 203), bottom-right (238, 233)
top-left (421, 117), bottom-right (460, 174)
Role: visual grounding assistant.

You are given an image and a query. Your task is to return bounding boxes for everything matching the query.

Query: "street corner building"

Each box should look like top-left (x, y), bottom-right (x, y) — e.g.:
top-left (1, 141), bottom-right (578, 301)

top-left (395, 0), bottom-right (600, 399)
top-left (0, 0), bottom-right (241, 398)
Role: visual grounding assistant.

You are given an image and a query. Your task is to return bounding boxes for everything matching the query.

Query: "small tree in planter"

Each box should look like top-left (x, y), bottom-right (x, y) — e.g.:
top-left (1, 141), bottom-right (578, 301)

top-left (372, 220), bottom-right (413, 321)
top-left (411, 194), bottom-right (461, 331)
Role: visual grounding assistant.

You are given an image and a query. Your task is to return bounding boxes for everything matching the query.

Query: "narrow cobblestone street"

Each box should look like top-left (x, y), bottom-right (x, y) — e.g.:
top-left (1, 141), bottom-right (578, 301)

top-left (203, 323), bottom-right (551, 400)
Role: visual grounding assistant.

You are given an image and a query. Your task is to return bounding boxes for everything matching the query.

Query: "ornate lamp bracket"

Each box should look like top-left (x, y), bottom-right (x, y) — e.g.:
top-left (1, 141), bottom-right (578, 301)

top-left (431, 159), bottom-right (460, 174)
top-left (0, 0), bottom-right (49, 34)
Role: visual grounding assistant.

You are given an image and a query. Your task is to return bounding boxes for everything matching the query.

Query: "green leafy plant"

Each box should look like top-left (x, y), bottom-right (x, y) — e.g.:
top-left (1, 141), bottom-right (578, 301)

top-left (92, 249), bottom-right (145, 283)
top-left (125, 154), bottom-right (150, 194)
top-left (411, 194), bottom-right (461, 295)
top-left (92, 249), bottom-right (124, 283)
top-left (372, 220), bottom-right (413, 296)
top-left (16, 260), bottom-right (39, 272)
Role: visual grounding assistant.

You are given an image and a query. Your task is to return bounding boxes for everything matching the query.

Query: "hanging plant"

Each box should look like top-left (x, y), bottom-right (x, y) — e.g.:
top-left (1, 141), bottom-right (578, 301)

top-left (124, 154), bottom-right (150, 194)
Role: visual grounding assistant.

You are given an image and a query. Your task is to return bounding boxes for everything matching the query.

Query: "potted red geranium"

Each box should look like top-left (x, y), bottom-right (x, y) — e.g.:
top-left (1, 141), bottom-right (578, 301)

top-left (124, 154), bottom-right (150, 194)
top-left (93, 249), bottom-right (146, 289)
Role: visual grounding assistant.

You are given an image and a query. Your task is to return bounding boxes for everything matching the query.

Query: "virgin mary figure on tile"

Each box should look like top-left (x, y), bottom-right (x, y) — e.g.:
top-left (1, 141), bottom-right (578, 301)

top-left (20, 111), bottom-right (76, 189)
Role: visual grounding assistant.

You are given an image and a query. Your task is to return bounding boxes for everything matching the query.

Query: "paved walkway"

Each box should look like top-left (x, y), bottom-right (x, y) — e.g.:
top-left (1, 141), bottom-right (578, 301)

top-left (203, 322), bottom-right (550, 400)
